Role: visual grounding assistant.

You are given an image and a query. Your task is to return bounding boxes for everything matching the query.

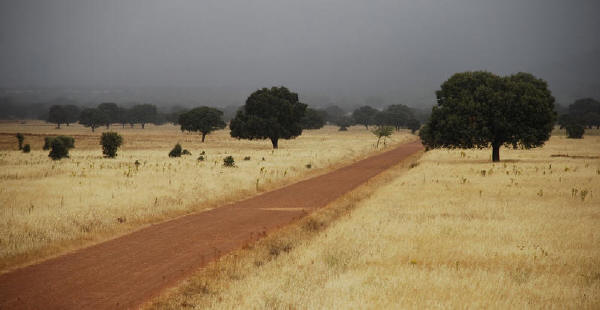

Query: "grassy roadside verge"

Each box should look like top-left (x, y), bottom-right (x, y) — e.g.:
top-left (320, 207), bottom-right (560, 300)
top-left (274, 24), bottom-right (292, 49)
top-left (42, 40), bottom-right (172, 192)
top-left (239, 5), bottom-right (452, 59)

top-left (148, 135), bottom-right (599, 309)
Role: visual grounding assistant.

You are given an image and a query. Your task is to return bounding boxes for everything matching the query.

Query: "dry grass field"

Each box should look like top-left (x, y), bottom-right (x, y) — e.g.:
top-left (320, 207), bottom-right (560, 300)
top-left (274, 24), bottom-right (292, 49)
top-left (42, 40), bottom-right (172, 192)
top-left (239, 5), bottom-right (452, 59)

top-left (0, 121), bottom-right (413, 272)
top-left (150, 133), bottom-right (600, 309)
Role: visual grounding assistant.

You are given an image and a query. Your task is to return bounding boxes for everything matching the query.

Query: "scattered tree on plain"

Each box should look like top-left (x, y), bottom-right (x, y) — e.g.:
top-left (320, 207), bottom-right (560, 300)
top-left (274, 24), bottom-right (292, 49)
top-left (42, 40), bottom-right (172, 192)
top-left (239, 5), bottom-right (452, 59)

top-left (169, 143), bottom-right (182, 157)
top-left (79, 108), bottom-right (108, 132)
top-left (47, 105), bottom-right (67, 128)
top-left (130, 104), bottom-right (157, 129)
top-left (300, 108), bottom-right (326, 129)
top-left (558, 98), bottom-right (600, 129)
top-left (16, 133), bottom-right (24, 150)
top-left (48, 136), bottom-right (75, 160)
top-left (230, 86), bottom-right (307, 149)
top-left (63, 105), bottom-right (81, 126)
top-left (178, 107), bottom-right (226, 142)
top-left (372, 125), bottom-right (393, 148)
top-left (420, 71), bottom-right (556, 162)
top-left (323, 105), bottom-right (346, 124)
top-left (335, 116), bottom-right (353, 131)
top-left (566, 124), bottom-right (584, 139)
top-left (406, 118), bottom-right (421, 134)
top-left (100, 132), bottom-right (123, 158)
top-left (352, 106), bottom-right (378, 129)
top-left (382, 104), bottom-right (414, 130)
top-left (98, 103), bottom-right (120, 129)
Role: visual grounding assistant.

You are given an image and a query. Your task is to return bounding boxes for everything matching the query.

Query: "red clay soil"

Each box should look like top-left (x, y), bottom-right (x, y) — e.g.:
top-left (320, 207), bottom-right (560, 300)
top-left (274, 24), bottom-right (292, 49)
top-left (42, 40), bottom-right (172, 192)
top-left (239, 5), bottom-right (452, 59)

top-left (0, 141), bottom-right (423, 309)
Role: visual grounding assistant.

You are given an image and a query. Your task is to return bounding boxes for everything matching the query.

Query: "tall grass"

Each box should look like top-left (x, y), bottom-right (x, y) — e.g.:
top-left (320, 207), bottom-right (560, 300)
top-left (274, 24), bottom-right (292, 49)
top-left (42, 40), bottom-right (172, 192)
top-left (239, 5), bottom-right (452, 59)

top-left (0, 121), bottom-right (413, 272)
top-left (151, 135), bottom-right (600, 309)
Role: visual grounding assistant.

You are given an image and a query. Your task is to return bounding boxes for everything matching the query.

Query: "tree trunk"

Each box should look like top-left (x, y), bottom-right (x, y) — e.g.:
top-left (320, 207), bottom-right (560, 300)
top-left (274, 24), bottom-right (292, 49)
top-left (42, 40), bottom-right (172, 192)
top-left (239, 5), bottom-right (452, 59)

top-left (106, 123), bottom-right (110, 129)
top-left (91, 126), bottom-right (95, 132)
top-left (492, 143), bottom-right (500, 162)
top-left (270, 137), bottom-right (279, 149)
top-left (365, 124), bottom-right (369, 130)
top-left (122, 123), bottom-right (125, 128)
top-left (141, 123), bottom-right (145, 129)
top-left (201, 132), bottom-right (206, 142)
top-left (57, 123), bottom-right (61, 129)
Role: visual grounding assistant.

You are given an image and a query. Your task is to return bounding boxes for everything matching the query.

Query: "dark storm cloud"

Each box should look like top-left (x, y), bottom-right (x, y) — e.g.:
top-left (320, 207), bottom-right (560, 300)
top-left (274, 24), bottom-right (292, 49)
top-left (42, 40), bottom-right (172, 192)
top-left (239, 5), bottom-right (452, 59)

top-left (1, 0), bottom-right (599, 105)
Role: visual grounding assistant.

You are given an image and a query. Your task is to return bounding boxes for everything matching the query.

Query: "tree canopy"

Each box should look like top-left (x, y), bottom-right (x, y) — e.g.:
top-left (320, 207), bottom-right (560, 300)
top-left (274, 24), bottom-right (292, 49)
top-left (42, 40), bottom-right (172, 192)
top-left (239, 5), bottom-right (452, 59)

top-left (129, 104), bottom-right (157, 129)
top-left (300, 107), bottom-right (326, 129)
top-left (352, 106), bottom-right (378, 129)
top-left (178, 106), bottom-right (226, 142)
top-left (230, 86), bottom-right (307, 149)
top-left (79, 108), bottom-right (108, 132)
top-left (98, 102), bottom-right (120, 128)
top-left (420, 71), bottom-right (556, 162)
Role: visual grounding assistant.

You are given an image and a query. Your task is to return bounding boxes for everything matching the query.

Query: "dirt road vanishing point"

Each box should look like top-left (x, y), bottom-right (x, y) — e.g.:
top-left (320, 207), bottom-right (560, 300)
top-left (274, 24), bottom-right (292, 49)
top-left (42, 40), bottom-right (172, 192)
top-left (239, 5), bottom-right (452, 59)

top-left (0, 140), bottom-right (423, 309)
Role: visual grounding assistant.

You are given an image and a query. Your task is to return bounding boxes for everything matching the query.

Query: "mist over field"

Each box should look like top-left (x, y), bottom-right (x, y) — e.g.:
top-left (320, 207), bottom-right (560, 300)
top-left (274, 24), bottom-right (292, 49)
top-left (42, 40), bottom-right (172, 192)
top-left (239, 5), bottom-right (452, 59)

top-left (1, 0), bottom-right (599, 108)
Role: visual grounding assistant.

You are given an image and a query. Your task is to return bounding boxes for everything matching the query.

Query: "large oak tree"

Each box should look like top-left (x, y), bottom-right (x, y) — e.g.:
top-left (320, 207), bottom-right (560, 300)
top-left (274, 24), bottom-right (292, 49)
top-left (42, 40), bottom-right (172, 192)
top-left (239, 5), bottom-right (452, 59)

top-left (230, 86), bottom-right (307, 149)
top-left (178, 106), bottom-right (226, 142)
top-left (420, 71), bottom-right (556, 162)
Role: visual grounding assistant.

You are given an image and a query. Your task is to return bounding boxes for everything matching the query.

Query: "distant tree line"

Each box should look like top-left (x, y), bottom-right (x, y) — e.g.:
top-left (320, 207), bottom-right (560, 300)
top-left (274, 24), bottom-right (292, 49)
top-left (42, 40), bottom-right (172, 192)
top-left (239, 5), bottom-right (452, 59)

top-left (557, 98), bottom-right (600, 129)
top-left (46, 102), bottom-right (162, 131)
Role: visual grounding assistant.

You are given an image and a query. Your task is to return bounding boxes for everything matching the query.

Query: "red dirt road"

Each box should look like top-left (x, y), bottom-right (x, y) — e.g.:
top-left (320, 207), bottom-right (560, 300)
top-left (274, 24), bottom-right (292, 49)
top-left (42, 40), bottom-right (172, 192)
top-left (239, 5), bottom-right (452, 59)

top-left (0, 141), bottom-right (423, 309)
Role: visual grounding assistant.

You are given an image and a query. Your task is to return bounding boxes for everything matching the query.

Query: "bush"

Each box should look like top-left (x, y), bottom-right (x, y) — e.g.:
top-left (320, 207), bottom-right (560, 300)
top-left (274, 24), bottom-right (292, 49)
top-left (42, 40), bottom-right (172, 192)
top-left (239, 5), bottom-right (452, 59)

top-left (566, 124), bottom-right (584, 139)
top-left (16, 133), bottom-right (24, 150)
top-left (22, 144), bottom-right (31, 153)
top-left (49, 139), bottom-right (69, 160)
top-left (182, 149), bottom-right (191, 155)
top-left (55, 136), bottom-right (75, 149)
top-left (43, 137), bottom-right (53, 150)
top-left (100, 132), bottom-right (123, 158)
top-left (223, 156), bottom-right (235, 167)
top-left (169, 143), bottom-right (182, 157)
top-left (243, 156), bottom-right (251, 161)
top-left (197, 155), bottom-right (205, 161)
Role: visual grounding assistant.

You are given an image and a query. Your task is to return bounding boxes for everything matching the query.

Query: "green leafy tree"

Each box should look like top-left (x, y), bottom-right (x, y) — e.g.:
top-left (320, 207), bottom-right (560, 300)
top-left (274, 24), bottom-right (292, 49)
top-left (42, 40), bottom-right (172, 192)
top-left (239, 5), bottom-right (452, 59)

top-left (100, 132), bottom-right (123, 158)
top-left (130, 104), bottom-right (157, 129)
top-left (48, 105), bottom-right (67, 128)
top-left (420, 71), bottom-right (556, 162)
top-left (230, 86), bottom-right (307, 149)
top-left (406, 118), bottom-right (421, 134)
top-left (169, 143), bottom-right (182, 157)
top-left (63, 105), bottom-right (80, 126)
top-left (383, 104), bottom-right (414, 130)
top-left (568, 98), bottom-right (600, 129)
top-left (372, 126), bottom-right (393, 148)
top-left (566, 124), bottom-right (584, 139)
top-left (323, 105), bottom-right (346, 124)
top-left (116, 107), bottom-right (130, 128)
top-left (300, 108), bottom-right (326, 129)
top-left (79, 108), bottom-right (108, 132)
top-left (352, 106), bottom-right (378, 129)
top-left (16, 133), bottom-right (24, 150)
top-left (335, 116), bottom-right (353, 131)
top-left (178, 107), bottom-right (226, 142)
top-left (48, 136), bottom-right (75, 160)
top-left (98, 102), bottom-right (120, 129)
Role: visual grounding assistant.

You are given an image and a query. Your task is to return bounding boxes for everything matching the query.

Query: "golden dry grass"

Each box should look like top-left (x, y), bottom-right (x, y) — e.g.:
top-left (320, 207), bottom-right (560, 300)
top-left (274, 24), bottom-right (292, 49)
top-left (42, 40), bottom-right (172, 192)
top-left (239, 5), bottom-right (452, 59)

top-left (150, 134), bottom-right (600, 309)
top-left (0, 121), bottom-right (413, 272)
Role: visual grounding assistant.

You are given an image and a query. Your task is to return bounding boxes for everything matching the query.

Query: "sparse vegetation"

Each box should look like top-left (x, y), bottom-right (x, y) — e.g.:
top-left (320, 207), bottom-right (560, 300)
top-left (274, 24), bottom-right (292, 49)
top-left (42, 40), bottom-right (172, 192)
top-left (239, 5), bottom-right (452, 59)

top-left (168, 143), bottom-right (182, 157)
top-left (0, 122), bottom-right (408, 271)
top-left (48, 136), bottom-right (75, 160)
top-left (182, 149), bottom-right (191, 155)
top-left (22, 144), bottom-right (30, 153)
top-left (16, 133), bottom-right (24, 150)
top-left (223, 156), bottom-right (235, 167)
top-left (100, 132), bottom-right (123, 158)
top-left (566, 123), bottom-right (584, 139)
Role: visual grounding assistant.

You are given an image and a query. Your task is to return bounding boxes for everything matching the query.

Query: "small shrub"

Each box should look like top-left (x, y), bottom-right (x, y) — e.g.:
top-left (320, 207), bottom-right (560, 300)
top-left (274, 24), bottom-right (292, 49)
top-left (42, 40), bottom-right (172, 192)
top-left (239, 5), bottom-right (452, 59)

top-left (305, 163), bottom-right (312, 169)
top-left (43, 137), bottom-right (53, 150)
top-left (223, 156), bottom-right (235, 167)
top-left (182, 149), bottom-right (191, 155)
top-left (22, 144), bottom-right (31, 153)
top-left (243, 156), bottom-right (251, 161)
top-left (338, 125), bottom-right (348, 131)
top-left (16, 133), bottom-right (24, 150)
top-left (48, 139), bottom-right (69, 160)
top-left (100, 132), bottom-right (123, 158)
top-left (169, 143), bottom-right (182, 157)
top-left (197, 155), bottom-right (205, 161)
top-left (200, 150), bottom-right (206, 155)
top-left (56, 136), bottom-right (75, 149)
top-left (566, 124), bottom-right (584, 139)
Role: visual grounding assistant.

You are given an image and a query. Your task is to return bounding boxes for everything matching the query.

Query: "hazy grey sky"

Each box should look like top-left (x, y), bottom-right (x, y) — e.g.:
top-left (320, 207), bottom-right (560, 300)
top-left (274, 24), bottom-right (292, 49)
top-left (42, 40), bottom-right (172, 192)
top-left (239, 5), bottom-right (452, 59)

top-left (1, 0), bottom-right (599, 105)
